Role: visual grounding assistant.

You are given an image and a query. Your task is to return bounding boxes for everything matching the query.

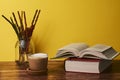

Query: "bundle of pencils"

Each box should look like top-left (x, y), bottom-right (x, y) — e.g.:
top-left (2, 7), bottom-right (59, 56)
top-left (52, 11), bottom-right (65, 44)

top-left (2, 9), bottom-right (41, 51)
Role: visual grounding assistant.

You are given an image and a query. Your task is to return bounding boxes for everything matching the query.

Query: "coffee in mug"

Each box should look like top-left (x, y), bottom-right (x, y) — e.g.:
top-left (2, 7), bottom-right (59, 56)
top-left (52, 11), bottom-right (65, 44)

top-left (28, 53), bottom-right (48, 72)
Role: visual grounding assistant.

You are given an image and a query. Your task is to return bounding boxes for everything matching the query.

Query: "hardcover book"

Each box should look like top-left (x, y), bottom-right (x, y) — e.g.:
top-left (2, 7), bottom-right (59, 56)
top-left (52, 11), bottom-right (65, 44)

top-left (53, 43), bottom-right (119, 60)
top-left (64, 57), bottom-right (112, 73)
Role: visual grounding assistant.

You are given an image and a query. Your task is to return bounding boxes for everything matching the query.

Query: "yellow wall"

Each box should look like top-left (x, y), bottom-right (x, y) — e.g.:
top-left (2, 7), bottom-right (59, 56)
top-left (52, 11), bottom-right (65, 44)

top-left (0, 0), bottom-right (120, 61)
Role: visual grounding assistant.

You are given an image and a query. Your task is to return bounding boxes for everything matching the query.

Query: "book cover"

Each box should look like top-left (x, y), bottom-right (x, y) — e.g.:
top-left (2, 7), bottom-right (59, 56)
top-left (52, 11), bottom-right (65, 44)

top-left (64, 57), bottom-right (112, 73)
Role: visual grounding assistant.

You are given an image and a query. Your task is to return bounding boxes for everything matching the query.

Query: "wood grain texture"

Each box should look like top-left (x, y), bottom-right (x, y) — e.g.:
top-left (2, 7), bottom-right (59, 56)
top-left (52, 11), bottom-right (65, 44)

top-left (0, 60), bottom-right (120, 80)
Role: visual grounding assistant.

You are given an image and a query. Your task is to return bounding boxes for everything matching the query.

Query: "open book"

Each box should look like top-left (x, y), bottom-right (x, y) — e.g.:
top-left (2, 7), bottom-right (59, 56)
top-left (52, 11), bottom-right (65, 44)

top-left (52, 43), bottom-right (119, 60)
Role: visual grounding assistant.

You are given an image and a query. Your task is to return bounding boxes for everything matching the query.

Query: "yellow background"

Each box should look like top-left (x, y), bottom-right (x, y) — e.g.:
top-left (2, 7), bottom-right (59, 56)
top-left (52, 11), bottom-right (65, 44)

top-left (0, 0), bottom-right (120, 61)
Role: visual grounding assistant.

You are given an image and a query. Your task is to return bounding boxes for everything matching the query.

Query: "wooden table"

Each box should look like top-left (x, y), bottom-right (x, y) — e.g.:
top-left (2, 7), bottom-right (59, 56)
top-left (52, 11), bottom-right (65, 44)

top-left (0, 60), bottom-right (120, 80)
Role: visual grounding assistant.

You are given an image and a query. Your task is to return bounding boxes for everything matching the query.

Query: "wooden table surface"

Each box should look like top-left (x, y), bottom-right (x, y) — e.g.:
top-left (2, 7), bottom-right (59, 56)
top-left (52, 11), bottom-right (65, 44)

top-left (0, 60), bottom-right (120, 80)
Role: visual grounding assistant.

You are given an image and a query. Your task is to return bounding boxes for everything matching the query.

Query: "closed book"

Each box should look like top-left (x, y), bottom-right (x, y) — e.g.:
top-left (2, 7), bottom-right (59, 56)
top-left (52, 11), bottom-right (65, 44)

top-left (64, 57), bottom-right (112, 73)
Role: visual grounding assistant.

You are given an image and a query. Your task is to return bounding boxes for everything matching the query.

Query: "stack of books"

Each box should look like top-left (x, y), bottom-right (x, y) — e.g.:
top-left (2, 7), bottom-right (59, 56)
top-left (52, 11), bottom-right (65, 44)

top-left (52, 43), bottom-right (119, 73)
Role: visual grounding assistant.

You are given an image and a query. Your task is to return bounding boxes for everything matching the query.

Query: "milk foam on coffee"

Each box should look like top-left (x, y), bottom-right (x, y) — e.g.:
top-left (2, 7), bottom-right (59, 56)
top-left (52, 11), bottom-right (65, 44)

top-left (29, 53), bottom-right (48, 59)
top-left (28, 53), bottom-right (48, 71)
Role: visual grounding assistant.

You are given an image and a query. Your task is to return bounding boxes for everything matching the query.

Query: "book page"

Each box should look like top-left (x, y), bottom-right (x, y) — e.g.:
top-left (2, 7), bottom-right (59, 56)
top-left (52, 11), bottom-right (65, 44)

top-left (85, 44), bottom-right (111, 52)
top-left (101, 47), bottom-right (119, 59)
top-left (79, 51), bottom-right (108, 59)
top-left (79, 44), bottom-right (119, 60)
top-left (55, 43), bottom-right (89, 58)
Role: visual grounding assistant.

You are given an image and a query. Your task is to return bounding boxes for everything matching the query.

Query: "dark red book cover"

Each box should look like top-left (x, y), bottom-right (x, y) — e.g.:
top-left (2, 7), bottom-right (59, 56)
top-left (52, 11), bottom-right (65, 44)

top-left (66, 57), bottom-right (101, 62)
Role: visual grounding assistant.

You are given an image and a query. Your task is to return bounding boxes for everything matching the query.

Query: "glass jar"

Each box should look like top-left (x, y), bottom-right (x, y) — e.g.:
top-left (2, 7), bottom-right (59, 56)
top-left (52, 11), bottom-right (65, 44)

top-left (15, 39), bottom-right (35, 65)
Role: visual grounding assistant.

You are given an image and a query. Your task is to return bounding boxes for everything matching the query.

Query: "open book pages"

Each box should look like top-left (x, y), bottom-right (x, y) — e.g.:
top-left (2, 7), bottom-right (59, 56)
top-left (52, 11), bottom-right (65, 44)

top-left (55, 43), bottom-right (89, 58)
top-left (53, 43), bottom-right (119, 60)
top-left (79, 44), bottom-right (119, 60)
